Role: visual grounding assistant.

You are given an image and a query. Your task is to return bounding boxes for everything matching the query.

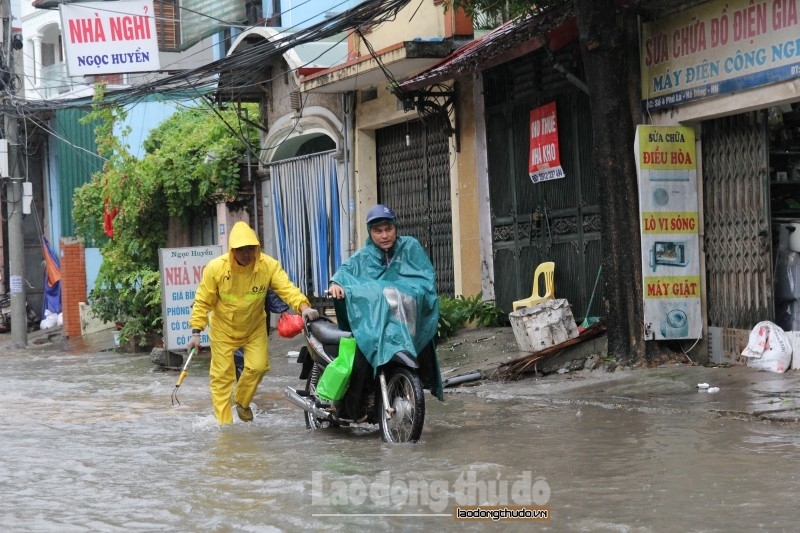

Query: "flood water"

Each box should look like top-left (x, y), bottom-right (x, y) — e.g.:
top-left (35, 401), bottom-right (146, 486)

top-left (2, 345), bottom-right (800, 531)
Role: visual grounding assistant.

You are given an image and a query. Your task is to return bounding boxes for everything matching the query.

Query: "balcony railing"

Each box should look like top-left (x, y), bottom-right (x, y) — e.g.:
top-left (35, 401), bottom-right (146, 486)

top-left (39, 62), bottom-right (83, 98)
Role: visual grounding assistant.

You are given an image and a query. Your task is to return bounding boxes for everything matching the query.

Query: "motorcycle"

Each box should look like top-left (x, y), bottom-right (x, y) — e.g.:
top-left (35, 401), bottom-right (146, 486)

top-left (285, 315), bottom-right (428, 443)
top-left (0, 293), bottom-right (41, 333)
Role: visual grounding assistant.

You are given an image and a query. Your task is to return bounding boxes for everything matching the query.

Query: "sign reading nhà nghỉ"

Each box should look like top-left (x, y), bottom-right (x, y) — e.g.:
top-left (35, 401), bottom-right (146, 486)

top-left (60, 0), bottom-right (160, 77)
top-left (158, 246), bottom-right (223, 351)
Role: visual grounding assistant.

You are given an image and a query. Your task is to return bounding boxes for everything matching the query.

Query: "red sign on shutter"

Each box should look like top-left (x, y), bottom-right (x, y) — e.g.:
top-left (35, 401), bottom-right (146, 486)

top-left (528, 102), bottom-right (565, 183)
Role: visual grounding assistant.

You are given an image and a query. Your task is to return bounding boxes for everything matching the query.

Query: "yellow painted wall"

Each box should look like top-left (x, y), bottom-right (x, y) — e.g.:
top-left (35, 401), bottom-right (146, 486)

top-left (452, 82), bottom-right (482, 298)
top-left (353, 87), bottom-right (414, 244)
top-left (352, 1), bottom-right (445, 53)
top-left (353, 79), bottom-right (483, 298)
top-left (347, 2), bottom-right (480, 292)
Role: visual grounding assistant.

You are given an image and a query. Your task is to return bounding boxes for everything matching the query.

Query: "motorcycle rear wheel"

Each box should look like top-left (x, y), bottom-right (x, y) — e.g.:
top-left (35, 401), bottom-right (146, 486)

top-left (304, 363), bottom-right (338, 429)
top-left (379, 367), bottom-right (425, 443)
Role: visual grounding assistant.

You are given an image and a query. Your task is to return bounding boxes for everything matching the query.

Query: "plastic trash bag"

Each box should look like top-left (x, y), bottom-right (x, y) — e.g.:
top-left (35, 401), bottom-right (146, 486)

top-left (40, 309), bottom-right (59, 330)
top-left (316, 337), bottom-right (357, 401)
top-left (277, 312), bottom-right (304, 338)
top-left (741, 321), bottom-right (792, 373)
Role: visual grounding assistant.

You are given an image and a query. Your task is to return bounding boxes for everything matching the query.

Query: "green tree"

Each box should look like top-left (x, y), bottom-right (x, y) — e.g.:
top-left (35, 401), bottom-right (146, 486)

top-left (142, 106), bottom-right (252, 216)
top-left (73, 85), bottom-right (258, 346)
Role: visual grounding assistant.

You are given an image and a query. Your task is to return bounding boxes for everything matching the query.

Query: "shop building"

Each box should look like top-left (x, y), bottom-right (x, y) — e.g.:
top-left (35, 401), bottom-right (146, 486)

top-left (644, 0), bottom-right (800, 362)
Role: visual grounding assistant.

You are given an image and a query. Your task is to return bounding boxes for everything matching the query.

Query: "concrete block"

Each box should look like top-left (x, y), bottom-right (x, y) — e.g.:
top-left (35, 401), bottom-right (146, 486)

top-left (509, 298), bottom-right (578, 353)
top-left (79, 302), bottom-right (116, 336)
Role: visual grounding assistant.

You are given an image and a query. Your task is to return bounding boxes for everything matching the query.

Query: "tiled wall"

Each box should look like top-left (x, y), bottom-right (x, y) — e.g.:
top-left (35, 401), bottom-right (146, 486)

top-left (59, 237), bottom-right (87, 339)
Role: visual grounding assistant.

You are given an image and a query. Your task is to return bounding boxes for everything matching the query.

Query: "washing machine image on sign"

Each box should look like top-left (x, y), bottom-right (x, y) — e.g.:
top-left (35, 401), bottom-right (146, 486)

top-left (660, 302), bottom-right (689, 338)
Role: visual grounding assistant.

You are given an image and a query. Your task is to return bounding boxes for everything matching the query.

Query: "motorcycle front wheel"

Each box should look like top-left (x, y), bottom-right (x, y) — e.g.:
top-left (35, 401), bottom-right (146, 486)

top-left (379, 367), bottom-right (425, 443)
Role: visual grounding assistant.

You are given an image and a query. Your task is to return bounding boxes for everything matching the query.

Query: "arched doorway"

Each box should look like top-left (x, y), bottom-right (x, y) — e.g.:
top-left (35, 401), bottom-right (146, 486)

top-left (263, 116), bottom-right (347, 298)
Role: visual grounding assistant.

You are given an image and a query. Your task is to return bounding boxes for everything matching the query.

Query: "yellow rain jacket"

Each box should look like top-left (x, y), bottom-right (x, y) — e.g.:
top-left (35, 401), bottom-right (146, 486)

top-left (190, 222), bottom-right (310, 424)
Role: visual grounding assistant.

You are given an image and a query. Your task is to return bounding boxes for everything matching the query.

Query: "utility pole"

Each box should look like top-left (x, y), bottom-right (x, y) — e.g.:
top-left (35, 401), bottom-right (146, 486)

top-left (1, 0), bottom-right (26, 348)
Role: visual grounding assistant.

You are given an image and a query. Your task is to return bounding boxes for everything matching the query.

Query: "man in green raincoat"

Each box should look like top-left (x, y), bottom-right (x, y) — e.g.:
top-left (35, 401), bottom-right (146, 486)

top-left (187, 222), bottom-right (318, 424)
top-left (328, 205), bottom-right (443, 407)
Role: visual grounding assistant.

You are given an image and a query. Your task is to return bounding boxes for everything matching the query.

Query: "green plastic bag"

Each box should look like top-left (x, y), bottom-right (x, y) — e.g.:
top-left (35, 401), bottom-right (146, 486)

top-left (316, 337), bottom-right (357, 402)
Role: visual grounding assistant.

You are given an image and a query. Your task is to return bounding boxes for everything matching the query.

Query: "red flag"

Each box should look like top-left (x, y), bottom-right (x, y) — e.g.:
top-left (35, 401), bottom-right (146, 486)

top-left (103, 198), bottom-right (118, 238)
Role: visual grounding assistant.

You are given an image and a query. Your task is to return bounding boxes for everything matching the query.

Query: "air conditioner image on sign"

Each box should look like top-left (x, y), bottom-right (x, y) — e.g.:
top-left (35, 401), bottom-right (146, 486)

top-left (650, 241), bottom-right (688, 272)
top-left (651, 183), bottom-right (688, 208)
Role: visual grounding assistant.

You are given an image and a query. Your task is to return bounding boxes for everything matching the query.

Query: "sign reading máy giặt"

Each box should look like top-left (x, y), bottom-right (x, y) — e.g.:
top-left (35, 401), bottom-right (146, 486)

top-left (60, 0), bottom-right (160, 77)
top-left (635, 125), bottom-right (701, 341)
top-left (159, 246), bottom-right (222, 352)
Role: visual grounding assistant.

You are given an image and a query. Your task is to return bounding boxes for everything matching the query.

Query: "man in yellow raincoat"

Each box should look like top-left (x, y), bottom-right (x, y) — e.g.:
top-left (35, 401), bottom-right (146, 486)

top-left (186, 222), bottom-right (319, 424)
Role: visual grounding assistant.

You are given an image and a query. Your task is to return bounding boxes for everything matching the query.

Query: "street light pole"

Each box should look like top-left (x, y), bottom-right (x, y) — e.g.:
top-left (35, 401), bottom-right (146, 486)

top-left (1, 0), bottom-right (27, 348)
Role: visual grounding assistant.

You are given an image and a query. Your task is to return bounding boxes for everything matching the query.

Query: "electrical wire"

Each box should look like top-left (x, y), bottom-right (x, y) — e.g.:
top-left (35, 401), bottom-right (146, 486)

top-left (355, 28), bottom-right (399, 91)
top-left (0, 0), bottom-right (415, 263)
top-left (3, 0), bottom-right (387, 164)
top-left (0, 0), bottom-right (414, 117)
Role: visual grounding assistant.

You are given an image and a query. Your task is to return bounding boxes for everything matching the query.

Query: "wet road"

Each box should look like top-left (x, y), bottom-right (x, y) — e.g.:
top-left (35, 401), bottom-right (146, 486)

top-left (2, 342), bottom-right (800, 531)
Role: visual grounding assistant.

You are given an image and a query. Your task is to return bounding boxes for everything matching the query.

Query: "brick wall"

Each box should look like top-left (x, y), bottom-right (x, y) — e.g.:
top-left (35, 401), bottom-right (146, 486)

top-left (60, 237), bottom-right (87, 339)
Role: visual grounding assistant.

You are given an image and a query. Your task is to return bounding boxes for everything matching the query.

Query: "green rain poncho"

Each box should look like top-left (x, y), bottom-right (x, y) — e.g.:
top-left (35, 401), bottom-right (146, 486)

top-left (331, 235), bottom-right (443, 400)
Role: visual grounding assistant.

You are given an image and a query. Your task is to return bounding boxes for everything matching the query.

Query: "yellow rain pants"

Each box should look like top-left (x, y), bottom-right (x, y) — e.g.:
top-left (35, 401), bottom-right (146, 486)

top-left (209, 328), bottom-right (269, 425)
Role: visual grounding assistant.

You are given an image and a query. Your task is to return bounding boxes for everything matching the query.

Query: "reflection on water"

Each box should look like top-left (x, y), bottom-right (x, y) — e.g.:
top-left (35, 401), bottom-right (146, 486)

top-left (1, 348), bottom-right (800, 531)
top-left (62, 328), bottom-right (117, 355)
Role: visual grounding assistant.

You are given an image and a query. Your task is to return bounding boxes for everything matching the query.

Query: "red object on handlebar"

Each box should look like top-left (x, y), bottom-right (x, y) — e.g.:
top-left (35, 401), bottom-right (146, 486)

top-left (278, 313), bottom-right (305, 338)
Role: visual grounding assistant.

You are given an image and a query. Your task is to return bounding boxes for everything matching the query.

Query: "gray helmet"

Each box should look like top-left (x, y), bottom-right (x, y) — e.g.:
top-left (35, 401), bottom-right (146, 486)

top-left (366, 204), bottom-right (396, 227)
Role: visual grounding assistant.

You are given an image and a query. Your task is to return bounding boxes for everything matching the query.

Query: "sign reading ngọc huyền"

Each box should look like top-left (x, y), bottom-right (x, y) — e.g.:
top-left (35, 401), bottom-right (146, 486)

top-left (60, 0), bottom-right (160, 77)
top-left (641, 0), bottom-right (800, 111)
top-left (159, 246), bottom-right (223, 351)
top-left (528, 102), bottom-right (565, 184)
top-left (635, 125), bottom-right (702, 341)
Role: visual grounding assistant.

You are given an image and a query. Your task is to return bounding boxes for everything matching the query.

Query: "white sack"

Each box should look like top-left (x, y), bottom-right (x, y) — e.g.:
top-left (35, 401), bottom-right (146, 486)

top-left (741, 321), bottom-right (792, 373)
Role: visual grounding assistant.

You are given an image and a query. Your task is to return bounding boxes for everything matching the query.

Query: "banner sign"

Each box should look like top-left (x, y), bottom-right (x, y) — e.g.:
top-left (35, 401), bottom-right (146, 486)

top-left (159, 246), bottom-right (222, 351)
top-left (60, 0), bottom-right (160, 77)
top-left (641, 0), bottom-right (800, 111)
top-left (528, 102), bottom-right (565, 184)
top-left (635, 126), bottom-right (702, 340)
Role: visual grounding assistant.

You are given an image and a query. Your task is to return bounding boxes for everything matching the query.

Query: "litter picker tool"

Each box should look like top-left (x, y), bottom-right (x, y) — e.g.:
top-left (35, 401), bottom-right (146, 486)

top-left (171, 348), bottom-right (197, 406)
top-left (579, 266), bottom-right (602, 330)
